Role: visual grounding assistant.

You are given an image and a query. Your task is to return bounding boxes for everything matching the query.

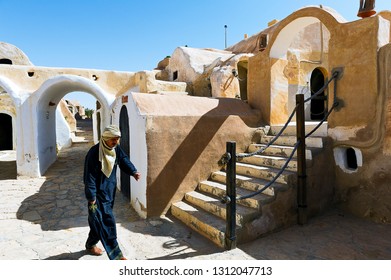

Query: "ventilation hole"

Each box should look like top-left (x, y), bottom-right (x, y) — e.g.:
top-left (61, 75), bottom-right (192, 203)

top-left (92, 74), bottom-right (99, 81)
top-left (28, 72), bottom-right (35, 77)
top-left (346, 148), bottom-right (358, 170)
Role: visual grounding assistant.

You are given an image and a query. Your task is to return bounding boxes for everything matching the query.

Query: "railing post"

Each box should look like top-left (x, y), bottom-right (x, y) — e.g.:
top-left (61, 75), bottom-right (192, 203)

top-left (225, 141), bottom-right (237, 250)
top-left (296, 94), bottom-right (307, 225)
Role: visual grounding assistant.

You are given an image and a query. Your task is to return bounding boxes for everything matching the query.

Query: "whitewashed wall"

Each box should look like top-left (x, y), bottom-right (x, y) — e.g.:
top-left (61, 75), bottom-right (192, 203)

top-left (112, 93), bottom-right (148, 218)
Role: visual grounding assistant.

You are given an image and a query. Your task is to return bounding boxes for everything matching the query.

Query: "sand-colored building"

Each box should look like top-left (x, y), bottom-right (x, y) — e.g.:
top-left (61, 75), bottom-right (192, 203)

top-left (1, 4), bottom-right (390, 246)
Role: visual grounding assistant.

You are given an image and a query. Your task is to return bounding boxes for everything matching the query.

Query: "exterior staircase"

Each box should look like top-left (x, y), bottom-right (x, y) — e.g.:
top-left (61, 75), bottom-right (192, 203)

top-left (72, 119), bottom-right (93, 144)
top-left (171, 122), bottom-right (327, 248)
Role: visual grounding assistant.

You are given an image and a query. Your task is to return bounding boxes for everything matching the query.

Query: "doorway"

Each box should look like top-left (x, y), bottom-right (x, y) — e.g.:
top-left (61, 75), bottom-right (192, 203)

top-left (0, 113), bottom-right (13, 150)
top-left (119, 105), bottom-right (131, 199)
top-left (237, 61), bottom-right (248, 101)
top-left (310, 68), bottom-right (327, 120)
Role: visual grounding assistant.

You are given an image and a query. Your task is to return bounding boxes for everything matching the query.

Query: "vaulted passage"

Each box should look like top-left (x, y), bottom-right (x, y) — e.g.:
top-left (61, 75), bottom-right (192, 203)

top-left (0, 113), bottom-right (13, 150)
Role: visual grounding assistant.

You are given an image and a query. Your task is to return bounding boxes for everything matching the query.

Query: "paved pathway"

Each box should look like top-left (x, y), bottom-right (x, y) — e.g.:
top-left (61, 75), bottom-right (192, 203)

top-left (1, 141), bottom-right (391, 260)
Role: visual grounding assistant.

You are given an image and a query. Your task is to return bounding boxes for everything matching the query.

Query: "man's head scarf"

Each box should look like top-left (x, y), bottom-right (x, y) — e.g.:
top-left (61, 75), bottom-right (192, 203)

top-left (99, 125), bottom-right (121, 178)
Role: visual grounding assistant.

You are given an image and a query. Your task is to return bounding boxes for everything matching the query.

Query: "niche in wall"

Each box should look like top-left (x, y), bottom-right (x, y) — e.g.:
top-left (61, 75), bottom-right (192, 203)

top-left (333, 146), bottom-right (362, 173)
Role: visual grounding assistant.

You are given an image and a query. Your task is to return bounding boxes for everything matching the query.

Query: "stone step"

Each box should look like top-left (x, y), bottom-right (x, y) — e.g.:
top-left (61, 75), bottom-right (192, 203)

top-left (248, 143), bottom-right (313, 160)
top-left (171, 201), bottom-right (227, 248)
top-left (75, 131), bottom-right (92, 137)
top-left (261, 135), bottom-right (323, 148)
top-left (171, 121), bottom-right (327, 248)
top-left (269, 122), bottom-right (327, 137)
top-left (72, 129), bottom-right (93, 143)
top-left (235, 162), bottom-right (295, 185)
top-left (210, 170), bottom-right (289, 196)
top-left (238, 154), bottom-right (297, 172)
top-left (198, 180), bottom-right (275, 210)
top-left (71, 136), bottom-right (92, 144)
top-left (185, 191), bottom-right (259, 226)
top-left (75, 130), bottom-right (93, 137)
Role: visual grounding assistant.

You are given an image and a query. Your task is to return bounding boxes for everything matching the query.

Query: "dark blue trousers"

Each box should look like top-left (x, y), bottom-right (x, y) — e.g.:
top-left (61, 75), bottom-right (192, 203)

top-left (86, 201), bottom-right (123, 260)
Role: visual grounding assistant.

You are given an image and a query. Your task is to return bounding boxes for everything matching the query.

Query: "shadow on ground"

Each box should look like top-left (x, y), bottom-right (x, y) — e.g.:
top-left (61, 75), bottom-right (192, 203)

top-left (15, 143), bottom-right (221, 260)
top-left (44, 250), bottom-right (89, 260)
top-left (14, 142), bottom-right (391, 260)
top-left (16, 144), bottom-right (91, 230)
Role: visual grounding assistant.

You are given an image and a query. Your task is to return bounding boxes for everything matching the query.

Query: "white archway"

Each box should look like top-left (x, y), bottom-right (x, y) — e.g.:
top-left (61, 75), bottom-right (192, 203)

top-left (0, 75), bottom-right (23, 106)
top-left (33, 75), bottom-right (115, 175)
top-left (268, 15), bottom-right (332, 124)
top-left (270, 17), bottom-right (321, 59)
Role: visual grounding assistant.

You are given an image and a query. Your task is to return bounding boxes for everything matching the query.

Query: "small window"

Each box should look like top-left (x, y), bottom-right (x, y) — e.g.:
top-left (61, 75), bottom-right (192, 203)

top-left (0, 58), bottom-right (12, 65)
top-left (259, 34), bottom-right (268, 50)
top-left (173, 71), bottom-right (178, 81)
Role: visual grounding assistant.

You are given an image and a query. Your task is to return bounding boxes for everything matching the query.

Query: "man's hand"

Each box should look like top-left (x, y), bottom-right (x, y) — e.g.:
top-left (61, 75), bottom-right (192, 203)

top-left (133, 172), bottom-right (141, 181)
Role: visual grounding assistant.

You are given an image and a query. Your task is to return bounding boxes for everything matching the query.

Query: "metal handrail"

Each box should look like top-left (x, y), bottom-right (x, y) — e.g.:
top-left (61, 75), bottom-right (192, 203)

top-left (223, 68), bottom-right (342, 250)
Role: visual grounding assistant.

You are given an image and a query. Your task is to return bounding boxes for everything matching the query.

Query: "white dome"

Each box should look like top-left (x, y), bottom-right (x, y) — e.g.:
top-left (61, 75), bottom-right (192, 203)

top-left (0, 42), bottom-right (33, 65)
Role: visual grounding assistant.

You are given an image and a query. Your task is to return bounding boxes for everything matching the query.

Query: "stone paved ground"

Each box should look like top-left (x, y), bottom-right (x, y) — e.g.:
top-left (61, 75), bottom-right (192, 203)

top-left (1, 142), bottom-right (391, 260)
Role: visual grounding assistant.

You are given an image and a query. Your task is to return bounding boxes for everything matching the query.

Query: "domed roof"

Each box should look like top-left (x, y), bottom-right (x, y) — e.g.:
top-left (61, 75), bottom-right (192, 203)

top-left (0, 42), bottom-right (33, 65)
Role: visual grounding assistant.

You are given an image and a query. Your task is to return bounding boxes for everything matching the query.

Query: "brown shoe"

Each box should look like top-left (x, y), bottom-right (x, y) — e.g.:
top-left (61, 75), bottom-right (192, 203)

top-left (120, 257), bottom-right (127, 260)
top-left (87, 246), bottom-right (103, 256)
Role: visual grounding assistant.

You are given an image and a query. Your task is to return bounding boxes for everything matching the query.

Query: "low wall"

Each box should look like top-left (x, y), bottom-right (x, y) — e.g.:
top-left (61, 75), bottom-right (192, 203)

top-left (131, 93), bottom-right (261, 217)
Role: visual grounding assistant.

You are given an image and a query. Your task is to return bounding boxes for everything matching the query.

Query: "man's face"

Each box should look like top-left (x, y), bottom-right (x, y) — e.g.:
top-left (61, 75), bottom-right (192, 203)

top-left (105, 137), bottom-right (120, 148)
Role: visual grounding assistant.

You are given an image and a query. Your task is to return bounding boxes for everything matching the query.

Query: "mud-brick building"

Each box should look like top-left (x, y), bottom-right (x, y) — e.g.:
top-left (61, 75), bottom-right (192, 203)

top-left (1, 4), bottom-right (390, 246)
top-left (239, 5), bottom-right (391, 225)
top-left (144, 5), bottom-right (391, 245)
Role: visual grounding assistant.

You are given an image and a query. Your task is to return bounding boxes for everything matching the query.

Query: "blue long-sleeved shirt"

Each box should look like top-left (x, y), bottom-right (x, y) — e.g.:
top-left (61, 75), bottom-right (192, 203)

top-left (83, 143), bottom-right (138, 203)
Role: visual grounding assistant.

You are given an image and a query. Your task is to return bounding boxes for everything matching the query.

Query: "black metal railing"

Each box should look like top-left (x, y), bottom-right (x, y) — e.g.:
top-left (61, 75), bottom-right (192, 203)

top-left (222, 68), bottom-right (343, 250)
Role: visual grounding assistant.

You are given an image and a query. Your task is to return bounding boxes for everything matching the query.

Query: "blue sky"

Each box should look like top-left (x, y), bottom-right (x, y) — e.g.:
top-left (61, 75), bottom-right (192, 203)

top-left (0, 0), bottom-right (389, 109)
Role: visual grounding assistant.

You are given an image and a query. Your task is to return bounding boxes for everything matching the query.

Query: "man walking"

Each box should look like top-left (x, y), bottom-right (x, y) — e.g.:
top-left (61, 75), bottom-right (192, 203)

top-left (83, 125), bottom-right (141, 260)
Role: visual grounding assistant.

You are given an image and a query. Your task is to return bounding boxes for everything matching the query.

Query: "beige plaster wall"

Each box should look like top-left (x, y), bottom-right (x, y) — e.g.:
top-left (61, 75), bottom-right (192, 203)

top-left (333, 43), bottom-right (391, 224)
top-left (246, 7), bottom-right (391, 224)
top-left (0, 91), bottom-right (16, 116)
top-left (132, 93), bottom-right (261, 216)
top-left (59, 99), bottom-right (76, 133)
top-left (0, 65), bottom-right (188, 102)
top-left (248, 10), bottom-right (388, 129)
top-left (133, 71), bottom-right (187, 94)
top-left (0, 65), bottom-right (136, 95)
top-left (327, 18), bottom-right (384, 131)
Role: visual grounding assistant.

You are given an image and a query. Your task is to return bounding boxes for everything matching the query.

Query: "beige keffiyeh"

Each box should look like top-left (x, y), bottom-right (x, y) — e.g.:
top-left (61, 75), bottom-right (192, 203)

top-left (99, 125), bottom-right (121, 178)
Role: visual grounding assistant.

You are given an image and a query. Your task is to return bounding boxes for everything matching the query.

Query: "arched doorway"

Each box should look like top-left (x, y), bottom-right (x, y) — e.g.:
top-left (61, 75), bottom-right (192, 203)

top-left (0, 113), bottom-right (13, 150)
top-left (96, 112), bottom-right (101, 140)
top-left (35, 75), bottom-right (112, 176)
top-left (237, 61), bottom-right (248, 101)
top-left (119, 105), bottom-right (131, 199)
top-left (310, 68), bottom-right (327, 120)
top-left (268, 13), bottom-right (333, 124)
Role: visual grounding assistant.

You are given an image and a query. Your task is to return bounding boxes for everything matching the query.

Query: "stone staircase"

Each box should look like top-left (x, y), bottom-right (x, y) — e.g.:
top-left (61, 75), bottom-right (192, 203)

top-left (72, 119), bottom-right (93, 144)
top-left (171, 122), bottom-right (327, 248)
